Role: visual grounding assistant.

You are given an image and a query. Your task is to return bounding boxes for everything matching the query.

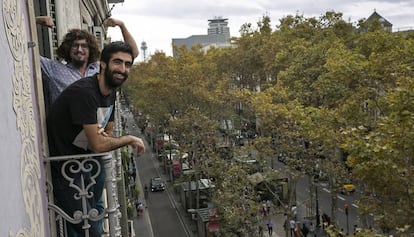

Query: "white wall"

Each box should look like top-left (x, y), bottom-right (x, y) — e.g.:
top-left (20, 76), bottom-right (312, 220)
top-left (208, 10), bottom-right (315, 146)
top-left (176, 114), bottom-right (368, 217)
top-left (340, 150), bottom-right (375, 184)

top-left (0, 0), bottom-right (48, 236)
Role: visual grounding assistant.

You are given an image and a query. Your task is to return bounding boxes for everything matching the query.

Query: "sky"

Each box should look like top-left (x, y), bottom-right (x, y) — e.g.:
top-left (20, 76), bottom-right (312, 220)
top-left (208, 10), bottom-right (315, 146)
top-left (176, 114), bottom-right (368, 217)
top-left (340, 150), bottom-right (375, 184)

top-left (107, 0), bottom-right (414, 59)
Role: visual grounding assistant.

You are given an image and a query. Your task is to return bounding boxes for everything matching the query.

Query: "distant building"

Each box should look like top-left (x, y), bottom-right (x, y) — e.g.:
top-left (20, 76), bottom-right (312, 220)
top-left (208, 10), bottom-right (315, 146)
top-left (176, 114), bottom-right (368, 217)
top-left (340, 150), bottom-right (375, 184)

top-left (364, 10), bottom-right (393, 32)
top-left (172, 17), bottom-right (232, 57)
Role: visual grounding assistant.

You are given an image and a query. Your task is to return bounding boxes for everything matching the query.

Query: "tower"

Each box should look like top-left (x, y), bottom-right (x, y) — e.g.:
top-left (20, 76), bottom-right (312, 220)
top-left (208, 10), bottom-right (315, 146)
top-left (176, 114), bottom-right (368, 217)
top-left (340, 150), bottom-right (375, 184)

top-left (140, 41), bottom-right (148, 61)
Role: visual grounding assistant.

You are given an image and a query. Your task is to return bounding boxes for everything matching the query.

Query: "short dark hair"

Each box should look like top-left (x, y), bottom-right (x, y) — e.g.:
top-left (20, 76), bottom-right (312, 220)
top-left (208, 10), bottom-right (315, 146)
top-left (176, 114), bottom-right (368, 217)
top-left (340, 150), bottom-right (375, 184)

top-left (56, 29), bottom-right (100, 64)
top-left (100, 41), bottom-right (134, 65)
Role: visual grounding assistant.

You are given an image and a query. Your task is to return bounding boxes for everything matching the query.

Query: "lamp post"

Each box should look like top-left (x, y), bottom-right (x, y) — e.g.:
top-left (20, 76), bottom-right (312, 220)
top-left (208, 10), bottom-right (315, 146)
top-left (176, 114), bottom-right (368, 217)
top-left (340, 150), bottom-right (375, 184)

top-left (315, 181), bottom-right (320, 227)
top-left (344, 204), bottom-right (349, 235)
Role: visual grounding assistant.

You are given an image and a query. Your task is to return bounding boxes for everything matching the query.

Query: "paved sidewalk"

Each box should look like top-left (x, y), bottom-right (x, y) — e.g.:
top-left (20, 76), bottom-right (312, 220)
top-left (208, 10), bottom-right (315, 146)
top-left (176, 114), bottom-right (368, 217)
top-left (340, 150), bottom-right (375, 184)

top-left (131, 150), bottom-right (155, 237)
top-left (124, 112), bottom-right (154, 237)
top-left (262, 211), bottom-right (286, 237)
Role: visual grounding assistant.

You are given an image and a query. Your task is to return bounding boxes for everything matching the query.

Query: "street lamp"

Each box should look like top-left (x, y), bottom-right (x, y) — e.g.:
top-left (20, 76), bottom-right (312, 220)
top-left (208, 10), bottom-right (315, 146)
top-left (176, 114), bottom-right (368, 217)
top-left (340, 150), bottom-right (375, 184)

top-left (315, 181), bottom-right (320, 227)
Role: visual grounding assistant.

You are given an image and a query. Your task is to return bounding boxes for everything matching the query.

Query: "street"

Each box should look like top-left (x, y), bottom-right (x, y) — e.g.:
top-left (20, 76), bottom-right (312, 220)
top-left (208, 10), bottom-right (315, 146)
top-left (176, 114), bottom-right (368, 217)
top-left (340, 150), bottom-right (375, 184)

top-left (124, 111), bottom-right (192, 237)
top-left (274, 159), bottom-right (360, 235)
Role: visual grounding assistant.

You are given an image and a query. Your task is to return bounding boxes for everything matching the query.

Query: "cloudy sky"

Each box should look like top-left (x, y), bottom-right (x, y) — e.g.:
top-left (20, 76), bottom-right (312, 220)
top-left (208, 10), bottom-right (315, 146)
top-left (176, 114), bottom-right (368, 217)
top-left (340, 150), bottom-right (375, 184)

top-left (107, 0), bottom-right (414, 59)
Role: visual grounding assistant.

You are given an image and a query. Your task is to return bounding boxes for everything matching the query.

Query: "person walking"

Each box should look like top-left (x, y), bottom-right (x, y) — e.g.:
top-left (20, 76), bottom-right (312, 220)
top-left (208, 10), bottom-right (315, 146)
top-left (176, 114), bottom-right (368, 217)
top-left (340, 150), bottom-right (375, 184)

top-left (136, 202), bottom-right (145, 216)
top-left (267, 219), bottom-right (273, 236)
top-left (309, 222), bottom-right (316, 237)
top-left (290, 219), bottom-right (296, 237)
top-left (302, 222), bottom-right (309, 237)
top-left (144, 184), bottom-right (149, 199)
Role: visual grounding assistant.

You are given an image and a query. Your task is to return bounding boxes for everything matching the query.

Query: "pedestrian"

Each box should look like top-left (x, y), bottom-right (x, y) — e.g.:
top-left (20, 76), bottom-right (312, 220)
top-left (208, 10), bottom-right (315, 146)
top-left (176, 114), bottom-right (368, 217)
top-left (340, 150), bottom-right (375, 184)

top-left (263, 203), bottom-right (268, 216)
top-left (266, 200), bottom-right (271, 214)
top-left (309, 222), bottom-right (316, 237)
top-left (294, 222), bottom-right (304, 237)
top-left (322, 213), bottom-right (328, 229)
top-left (326, 215), bottom-right (331, 227)
top-left (301, 218), bottom-right (309, 236)
top-left (36, 16), bottom-right (139, 114)
top-left (353, 224), bottom-right (360, 235)
top-left (302, 223), bottom-right (309, 237)
top-left (136, 202), bottom-right (144, 216)
top-left (291, 205), bottom-right (298, 220)
top-left (290, 219), bottom-right (296, 237)
top-left (267, 219), bottom-right (273, 236)
top-left (144, 185), bottom-right (149, 199)
top-left (47, 41), bottom-right (145, 236)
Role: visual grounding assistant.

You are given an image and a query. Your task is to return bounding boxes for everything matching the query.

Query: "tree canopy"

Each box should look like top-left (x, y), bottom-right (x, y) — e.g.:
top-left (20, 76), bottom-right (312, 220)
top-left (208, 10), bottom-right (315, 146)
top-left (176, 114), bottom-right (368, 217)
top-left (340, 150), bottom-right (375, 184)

top-left (123, 11), bottom-right (414, 236)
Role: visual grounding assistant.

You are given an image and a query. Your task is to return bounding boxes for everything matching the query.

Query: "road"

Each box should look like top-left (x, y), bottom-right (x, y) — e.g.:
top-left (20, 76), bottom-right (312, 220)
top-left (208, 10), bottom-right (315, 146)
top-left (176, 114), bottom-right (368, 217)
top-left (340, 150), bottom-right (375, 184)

top-left (124, 111), bottom-right (191, 237)
top-left (274, 158), bottom-right (361, 235)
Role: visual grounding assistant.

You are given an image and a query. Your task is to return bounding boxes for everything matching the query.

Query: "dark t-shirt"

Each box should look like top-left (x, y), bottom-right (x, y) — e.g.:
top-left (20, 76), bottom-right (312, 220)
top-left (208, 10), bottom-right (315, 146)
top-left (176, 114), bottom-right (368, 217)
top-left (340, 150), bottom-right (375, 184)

top-left (47, 74), bottom-right (115, 156)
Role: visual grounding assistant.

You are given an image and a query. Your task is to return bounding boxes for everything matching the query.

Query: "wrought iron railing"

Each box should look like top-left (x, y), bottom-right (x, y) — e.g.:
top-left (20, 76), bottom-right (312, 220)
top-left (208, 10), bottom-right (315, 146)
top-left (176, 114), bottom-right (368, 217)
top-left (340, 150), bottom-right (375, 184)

top-left (45, 152), bottom-right (122, 237)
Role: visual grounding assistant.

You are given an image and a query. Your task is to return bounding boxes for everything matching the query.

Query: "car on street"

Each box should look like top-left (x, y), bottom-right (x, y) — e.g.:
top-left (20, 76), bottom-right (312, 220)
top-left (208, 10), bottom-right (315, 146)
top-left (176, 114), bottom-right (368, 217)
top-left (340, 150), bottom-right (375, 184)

top-left (150, 177), bottom-right (166, 192)
top-left (341, 183), bottom-right (356, 194)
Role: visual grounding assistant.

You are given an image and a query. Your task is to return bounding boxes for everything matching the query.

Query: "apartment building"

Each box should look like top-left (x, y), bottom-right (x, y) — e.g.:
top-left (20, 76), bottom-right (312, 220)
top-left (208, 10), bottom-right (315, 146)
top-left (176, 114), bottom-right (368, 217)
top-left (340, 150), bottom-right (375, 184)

top-left (172, 17), bottom-right (232, 57)
top-left (0, 0), bottom-right (131, 236)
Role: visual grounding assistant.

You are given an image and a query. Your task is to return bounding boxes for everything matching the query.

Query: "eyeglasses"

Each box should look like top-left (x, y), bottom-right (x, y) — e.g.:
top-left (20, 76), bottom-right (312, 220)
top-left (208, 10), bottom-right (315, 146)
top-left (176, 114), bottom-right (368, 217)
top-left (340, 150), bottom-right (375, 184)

top-left (71, 43), bottom-right (89, 49)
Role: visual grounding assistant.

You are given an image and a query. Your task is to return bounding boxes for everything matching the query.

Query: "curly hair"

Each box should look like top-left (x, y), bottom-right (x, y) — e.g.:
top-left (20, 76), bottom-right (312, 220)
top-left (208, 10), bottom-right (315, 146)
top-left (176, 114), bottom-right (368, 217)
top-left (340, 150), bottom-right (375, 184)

top-left (56, 29), bottom-right (100, 64)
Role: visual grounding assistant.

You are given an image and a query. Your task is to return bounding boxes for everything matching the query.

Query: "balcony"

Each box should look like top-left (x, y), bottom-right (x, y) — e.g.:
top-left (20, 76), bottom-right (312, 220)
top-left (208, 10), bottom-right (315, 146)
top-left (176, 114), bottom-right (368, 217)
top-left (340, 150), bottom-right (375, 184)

top-left (45, 152), bottom-right (124, 237)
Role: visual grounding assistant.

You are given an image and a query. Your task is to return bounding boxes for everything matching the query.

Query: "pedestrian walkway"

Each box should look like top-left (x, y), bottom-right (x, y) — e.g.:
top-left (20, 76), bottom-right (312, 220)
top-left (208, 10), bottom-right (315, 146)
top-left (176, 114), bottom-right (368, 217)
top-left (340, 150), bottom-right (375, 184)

top-left (262, 210), bottom-right (285, 237)
top-left (123, 111), bottom-right (154, 237)
top-left (132, 146), bottom-right (154, 237)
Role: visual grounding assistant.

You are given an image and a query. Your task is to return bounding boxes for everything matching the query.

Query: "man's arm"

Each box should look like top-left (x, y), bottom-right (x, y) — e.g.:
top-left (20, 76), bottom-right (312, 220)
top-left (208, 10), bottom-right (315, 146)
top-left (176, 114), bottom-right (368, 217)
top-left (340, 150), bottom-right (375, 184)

top-left (104, 18), bottom-right (139, 58)
top-left (84, 123), bottom-right (145, 154)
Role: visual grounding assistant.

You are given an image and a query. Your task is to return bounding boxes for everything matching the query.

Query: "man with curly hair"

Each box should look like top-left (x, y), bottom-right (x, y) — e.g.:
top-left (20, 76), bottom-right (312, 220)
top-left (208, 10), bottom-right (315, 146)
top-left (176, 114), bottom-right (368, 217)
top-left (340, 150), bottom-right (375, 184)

top-left (36, 16), bottom-right (138, 114)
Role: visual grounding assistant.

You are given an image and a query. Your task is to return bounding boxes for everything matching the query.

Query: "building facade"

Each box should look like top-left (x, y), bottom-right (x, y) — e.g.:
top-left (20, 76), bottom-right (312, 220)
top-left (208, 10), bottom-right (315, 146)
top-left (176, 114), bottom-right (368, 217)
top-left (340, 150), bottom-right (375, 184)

top-left (0, 0), bottom-right (128, 236)
top-left (365, 10), bottom-right (393, 32)
top-left (172, 17), bottom-right (232, 57)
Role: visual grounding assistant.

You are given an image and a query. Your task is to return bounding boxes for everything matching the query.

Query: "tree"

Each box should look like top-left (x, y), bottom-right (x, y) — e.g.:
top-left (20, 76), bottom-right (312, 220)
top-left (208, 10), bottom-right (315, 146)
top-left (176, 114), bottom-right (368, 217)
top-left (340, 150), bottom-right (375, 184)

top-left (342, 77), bottom-right (414, 234)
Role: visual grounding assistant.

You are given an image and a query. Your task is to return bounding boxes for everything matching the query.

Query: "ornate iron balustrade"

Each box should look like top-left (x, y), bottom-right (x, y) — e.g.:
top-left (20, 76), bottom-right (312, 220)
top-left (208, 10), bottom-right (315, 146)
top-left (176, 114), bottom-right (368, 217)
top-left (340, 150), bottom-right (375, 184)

top-left (45, 152), bottom-right (122, 237)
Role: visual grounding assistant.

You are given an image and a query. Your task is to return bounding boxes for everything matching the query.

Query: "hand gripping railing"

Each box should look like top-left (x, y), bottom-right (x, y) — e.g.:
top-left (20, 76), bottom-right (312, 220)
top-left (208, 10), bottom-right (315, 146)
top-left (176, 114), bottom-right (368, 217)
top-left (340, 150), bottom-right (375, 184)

top-left (45, 152), bottom-right (121, 237)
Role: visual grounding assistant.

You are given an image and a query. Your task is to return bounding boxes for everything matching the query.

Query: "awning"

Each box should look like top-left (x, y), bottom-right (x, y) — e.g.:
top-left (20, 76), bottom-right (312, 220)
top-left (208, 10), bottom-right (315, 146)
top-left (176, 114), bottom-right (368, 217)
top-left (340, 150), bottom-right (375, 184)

top-left (208, 221), bottom-right (219, 232)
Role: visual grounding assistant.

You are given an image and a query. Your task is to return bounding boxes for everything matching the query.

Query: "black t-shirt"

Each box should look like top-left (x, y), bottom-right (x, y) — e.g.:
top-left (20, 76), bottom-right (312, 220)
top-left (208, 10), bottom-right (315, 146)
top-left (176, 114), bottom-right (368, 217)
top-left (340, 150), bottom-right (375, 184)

top-left (47, 74), bottom-right (115, 156)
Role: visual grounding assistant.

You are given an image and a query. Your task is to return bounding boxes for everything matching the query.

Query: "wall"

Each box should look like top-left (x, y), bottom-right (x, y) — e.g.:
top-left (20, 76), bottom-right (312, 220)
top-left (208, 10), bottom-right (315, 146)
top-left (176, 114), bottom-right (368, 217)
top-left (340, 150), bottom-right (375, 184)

top-left (0, 0), bottom-right (111, 236)
top-left (0, 0), bottom-right (49, 236)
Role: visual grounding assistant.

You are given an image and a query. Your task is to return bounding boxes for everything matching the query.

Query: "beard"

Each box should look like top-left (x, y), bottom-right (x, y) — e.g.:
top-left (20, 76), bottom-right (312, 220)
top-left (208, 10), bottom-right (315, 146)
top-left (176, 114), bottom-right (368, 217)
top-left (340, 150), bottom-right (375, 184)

top-left (71, 58), bottom-right (86, 68)
top-left (104, 66), bottom-right (128, 89)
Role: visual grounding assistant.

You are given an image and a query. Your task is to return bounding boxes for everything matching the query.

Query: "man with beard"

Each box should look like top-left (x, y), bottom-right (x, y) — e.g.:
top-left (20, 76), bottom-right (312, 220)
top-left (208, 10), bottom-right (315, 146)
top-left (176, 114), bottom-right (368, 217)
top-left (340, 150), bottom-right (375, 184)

top-left (36, 16), bottom-right (138, 114)
top-left (47, 41), bottom-right (145, 236)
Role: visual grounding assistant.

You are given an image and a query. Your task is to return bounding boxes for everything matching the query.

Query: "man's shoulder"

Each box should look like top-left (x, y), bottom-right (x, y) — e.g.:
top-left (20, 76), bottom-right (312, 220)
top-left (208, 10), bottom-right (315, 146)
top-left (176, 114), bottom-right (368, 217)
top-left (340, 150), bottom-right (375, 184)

top-left (86, 62), bottom-right (100, 75)
top-left (72, 74), bottom-right (98, 86)
top-left (62, 75), bottom-right (98, 96)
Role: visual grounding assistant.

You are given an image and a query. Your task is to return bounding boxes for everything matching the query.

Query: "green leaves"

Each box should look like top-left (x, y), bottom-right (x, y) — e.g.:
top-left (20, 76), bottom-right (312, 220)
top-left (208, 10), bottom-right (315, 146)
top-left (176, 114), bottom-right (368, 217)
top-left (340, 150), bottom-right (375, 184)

top-left (124, 11), bottom-right (414, 234)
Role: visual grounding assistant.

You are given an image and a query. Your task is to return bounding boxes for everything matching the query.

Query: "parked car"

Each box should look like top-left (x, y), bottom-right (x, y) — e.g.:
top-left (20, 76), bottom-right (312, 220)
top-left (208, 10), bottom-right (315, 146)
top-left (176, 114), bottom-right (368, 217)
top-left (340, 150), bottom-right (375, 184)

top-left (150, 177), bottom-right (166, 192)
